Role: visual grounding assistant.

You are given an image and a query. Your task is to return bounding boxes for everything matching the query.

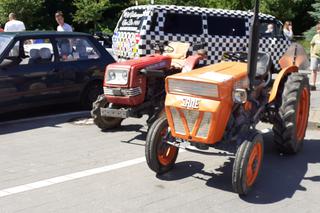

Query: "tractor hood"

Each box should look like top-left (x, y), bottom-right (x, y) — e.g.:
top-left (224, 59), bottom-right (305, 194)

top-left (167, 61), bottom-right (248, 85)
top-left (164, 61), bottom-right (249, 145)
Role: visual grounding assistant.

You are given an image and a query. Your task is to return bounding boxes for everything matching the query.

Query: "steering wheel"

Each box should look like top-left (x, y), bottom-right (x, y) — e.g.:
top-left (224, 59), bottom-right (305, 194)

top-left (223, 52), bottom-right (248, 62)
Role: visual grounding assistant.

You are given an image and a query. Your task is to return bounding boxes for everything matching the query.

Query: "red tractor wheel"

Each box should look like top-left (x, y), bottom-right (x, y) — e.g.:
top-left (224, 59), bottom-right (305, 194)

top-left (273, 73), bottom-right (310, 154)
top-left (232, 131), bottom-right (264, 195)
top-left (145, 116), bottom-right (179, 174)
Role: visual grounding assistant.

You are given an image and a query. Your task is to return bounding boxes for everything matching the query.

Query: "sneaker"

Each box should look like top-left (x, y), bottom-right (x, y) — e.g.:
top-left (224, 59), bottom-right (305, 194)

top-left (311, 85), bottom-right (317, 91)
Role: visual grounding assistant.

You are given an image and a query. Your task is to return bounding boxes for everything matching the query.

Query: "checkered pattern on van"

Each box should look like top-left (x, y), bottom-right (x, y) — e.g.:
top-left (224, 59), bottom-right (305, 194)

top-left (113, 5), bottom-right (291, 70)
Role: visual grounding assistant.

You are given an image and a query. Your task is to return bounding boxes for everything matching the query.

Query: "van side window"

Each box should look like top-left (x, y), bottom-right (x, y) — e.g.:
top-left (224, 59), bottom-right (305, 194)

top-left (260, 21), bottom-right (276, 37)
top-left (149, 12), bottom-right (158, 31)
top-left (207, 16), bottom-right (246, 37)
top-left (164, 13), bottom-right (203, 35)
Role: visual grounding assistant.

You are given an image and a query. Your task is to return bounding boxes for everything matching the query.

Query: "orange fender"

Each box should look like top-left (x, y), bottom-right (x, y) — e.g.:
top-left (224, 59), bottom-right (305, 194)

top-left (268, 66), bottom-right (299, 103)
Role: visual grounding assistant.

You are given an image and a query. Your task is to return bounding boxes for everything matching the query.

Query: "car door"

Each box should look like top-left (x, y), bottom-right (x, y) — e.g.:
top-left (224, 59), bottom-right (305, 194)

top-left (54, 36), bottom-right (106, 100)
top-left (0, 47), bottom-right (22, 112)
top-left (1, 37), bottom-right (65, 108)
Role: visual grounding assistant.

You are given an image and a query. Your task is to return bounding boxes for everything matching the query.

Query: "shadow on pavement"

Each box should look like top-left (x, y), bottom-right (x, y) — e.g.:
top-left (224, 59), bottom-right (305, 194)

top-left (154, 132), bottom-right (320, 204)
top-left (157, 161), bottom-right (205, 181)
top-left (241, 138), bottom-right (320, 204)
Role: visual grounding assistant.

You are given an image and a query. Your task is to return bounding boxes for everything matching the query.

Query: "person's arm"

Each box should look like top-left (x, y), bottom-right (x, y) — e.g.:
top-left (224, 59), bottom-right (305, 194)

top-left (4, 23), bottom-right (8, 32)
top-left (21, 22), bottom-right (26, 31)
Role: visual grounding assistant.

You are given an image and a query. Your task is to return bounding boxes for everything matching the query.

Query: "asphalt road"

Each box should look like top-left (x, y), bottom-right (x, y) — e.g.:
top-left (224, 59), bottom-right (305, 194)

top-left (0, 114), bottom-right (319, 213)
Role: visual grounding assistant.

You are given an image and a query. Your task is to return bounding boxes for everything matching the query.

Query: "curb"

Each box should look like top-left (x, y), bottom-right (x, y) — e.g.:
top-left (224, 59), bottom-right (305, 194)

top-left (308, 121), bottom-right (320, 130)
top-left (0, 111), bottom-right (90, 126)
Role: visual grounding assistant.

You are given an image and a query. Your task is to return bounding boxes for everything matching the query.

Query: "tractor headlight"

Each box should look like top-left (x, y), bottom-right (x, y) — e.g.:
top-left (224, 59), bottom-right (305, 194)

top-left (233, 88), bottom-right (247, 104)
top-left (168, 79), bottom-right (218, 98)
top-left (106, 69), bottom-right (129, 85)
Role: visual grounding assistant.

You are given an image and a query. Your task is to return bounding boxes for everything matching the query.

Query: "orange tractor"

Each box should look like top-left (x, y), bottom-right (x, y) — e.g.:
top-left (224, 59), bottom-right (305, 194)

top-left (145, 0), bottom-right (310, 195)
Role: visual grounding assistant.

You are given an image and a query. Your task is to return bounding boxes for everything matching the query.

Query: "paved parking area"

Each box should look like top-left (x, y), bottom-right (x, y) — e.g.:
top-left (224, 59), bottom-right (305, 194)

top-left (0, 114), bottom-right (319, 213)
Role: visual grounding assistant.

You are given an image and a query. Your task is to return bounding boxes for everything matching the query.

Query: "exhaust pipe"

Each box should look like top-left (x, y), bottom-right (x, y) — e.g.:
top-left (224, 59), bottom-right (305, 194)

top-left (247, 0), bottom-right (260, 91)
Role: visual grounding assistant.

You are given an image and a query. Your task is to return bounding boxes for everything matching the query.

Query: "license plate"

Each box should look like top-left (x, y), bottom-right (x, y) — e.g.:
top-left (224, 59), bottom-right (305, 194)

top-left (100, 108), bottom-right (128, 118)
top-left (181, 97), bottom-right (200, 109)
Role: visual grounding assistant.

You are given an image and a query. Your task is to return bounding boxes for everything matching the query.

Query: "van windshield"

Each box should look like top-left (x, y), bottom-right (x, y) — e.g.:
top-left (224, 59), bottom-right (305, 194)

top-left (117, 9), bottom-right (149, 32)
top-left (0, 36), bottom-right (12, 56)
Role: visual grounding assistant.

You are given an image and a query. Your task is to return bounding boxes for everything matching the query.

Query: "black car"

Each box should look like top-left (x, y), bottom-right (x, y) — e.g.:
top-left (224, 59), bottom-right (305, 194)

top-left (0, 31), bottom-right (115, 113)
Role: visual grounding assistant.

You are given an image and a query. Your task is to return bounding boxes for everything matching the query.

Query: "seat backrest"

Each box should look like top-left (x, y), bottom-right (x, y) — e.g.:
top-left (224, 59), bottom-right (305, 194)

top-left (75, 40), bottom-right (88, 59)
top-left (29, 49), bottom-right (40, 64)
top-left (256, 52), bottom-right (271, 77)
top-left (39, 47), bottom-right (52, 61)
top-left (165, 42), bottom-right (190, 59)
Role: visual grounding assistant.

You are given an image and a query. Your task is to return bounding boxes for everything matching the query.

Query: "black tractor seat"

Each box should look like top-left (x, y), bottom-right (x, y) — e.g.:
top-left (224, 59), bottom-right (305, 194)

top-left (256, 52), bottom-right (271, 78)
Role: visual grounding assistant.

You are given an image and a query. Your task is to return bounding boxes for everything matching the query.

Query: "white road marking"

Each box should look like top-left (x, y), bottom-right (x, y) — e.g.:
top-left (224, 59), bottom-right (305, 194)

top-left (0, 157), bottom-right (146, 198)
top-left (0, 127), bottom-right (275, 198)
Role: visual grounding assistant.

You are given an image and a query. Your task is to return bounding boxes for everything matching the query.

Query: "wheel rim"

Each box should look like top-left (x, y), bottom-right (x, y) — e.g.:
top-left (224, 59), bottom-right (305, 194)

top-left (296, 87), bottom-right (310, 141)
top-left (157, 127), bottom-right (178, 166)
top-left (246, 142), bottom-right (263, 187)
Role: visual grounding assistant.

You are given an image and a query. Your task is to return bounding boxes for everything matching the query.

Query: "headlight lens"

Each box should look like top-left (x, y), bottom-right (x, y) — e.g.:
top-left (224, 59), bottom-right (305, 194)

top-left (106, 69), bottom-right (129, 85)
top-left (168, 79), bottom-right (218, 98)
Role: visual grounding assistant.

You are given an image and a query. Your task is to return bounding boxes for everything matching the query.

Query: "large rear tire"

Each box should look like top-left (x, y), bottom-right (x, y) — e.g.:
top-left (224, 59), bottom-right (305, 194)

top-left (273, 73), bottom-right (310, 154)
top-left (145, 116), bottom-right (179, 174)
top-left (232, 131), bottom-right (264, 195)
top-left (91, 95), bottom-right (123, 130)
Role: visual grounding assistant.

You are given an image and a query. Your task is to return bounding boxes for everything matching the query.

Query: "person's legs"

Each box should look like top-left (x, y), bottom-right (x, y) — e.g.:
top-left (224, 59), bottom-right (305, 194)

top-left (310, 57), bottom-right (318, 90)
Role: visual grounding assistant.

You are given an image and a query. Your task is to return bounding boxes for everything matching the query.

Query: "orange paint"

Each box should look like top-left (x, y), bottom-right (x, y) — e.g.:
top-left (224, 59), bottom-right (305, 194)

top-left (268, 66), bottom-right (298, 103)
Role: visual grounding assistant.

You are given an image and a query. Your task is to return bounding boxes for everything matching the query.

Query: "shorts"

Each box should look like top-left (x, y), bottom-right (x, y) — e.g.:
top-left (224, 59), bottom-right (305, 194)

top-left (310, 57), bottom-right (320, 71)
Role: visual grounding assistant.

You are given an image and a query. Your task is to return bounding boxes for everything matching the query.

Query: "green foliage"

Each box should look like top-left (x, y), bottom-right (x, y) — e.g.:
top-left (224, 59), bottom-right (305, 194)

top-left (0, 0), bottom-right (44, 29)
top-left (73, 0), bottom-right (110, 31)
top-left (0, 0), bottom-right (316, 36)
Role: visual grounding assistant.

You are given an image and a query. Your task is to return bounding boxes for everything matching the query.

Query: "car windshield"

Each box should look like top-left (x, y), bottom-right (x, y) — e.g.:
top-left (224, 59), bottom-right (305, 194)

top-left (0, 36), bottom-right (12, 56)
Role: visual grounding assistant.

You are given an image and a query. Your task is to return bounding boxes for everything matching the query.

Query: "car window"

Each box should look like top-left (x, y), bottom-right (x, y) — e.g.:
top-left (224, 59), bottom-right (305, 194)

top-left (208, 16), bottom-right (246, 37)
top-left (56, 37), bottom-right (100, 62)
top-left (7, 41), bottom-right (20, 58)
top-left (0, 36), bottom-right (12, 55)
top-left (21, 39), bottom-right (54, 64)
top-left (260, 21), bottom-right (276, 37)
top-left (164, 13), bottom-right (203, 35)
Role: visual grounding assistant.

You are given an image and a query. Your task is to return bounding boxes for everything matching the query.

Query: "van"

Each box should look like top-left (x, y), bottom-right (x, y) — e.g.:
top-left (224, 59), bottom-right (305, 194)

top-left (112, 5), bottom-right (291, 70)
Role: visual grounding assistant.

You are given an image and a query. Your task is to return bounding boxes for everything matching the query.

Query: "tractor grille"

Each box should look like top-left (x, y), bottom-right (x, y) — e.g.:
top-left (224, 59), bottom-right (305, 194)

top-left (197, 112), bottom-right (212, 138)
top-left (182, 109), bottom-right (199, 132)
top-left (169, 107), bottom-right (212, 139)
top-left (170, 107), bottom-right (185, 135)
top-left (104, 87), bottom-right (142, 97)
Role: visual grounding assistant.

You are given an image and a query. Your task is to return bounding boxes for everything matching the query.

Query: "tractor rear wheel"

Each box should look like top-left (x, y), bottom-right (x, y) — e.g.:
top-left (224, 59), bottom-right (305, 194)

top-left (232, 131), bottom-right (264, 195)
top-left (91, 95), bottom-right (123, 130)
top-left (273, 73), bottom-right (310, 154)
top-left (145, 116), bottom-right (179, 174)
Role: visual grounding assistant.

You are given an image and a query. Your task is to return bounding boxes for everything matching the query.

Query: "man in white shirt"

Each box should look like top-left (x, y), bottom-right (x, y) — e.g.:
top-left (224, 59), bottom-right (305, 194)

top-left (4, 13), bottom-right (26, 32)
top-left (55, 11), bottom-right (73, 32)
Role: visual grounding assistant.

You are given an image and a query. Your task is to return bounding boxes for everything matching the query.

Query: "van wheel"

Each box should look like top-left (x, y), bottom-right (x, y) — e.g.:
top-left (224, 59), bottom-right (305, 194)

top-left (145, 116), bottom-right (179, 174)
top-left (81, 81), bottom-right (103, 109)
top-left (91, 95), bottom-right (123, 130)
top-left (273, 73), bottom-right (310, 154)
top-left (232, 131), bottom-right (264, 195)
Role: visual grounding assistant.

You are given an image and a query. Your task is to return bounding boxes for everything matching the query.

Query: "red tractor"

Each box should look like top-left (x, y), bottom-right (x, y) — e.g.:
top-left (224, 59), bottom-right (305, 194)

top-left (91, 42), bottom-right (207, 130)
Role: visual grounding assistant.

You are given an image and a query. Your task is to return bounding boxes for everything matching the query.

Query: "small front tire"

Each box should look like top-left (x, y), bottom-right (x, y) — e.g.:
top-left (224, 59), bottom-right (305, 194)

top-left (91, 95), bottom-right (123, 130)
top-left (232, 131), bottom-right (264, 195)
top-left (145, 116), bottom-right (179, 174)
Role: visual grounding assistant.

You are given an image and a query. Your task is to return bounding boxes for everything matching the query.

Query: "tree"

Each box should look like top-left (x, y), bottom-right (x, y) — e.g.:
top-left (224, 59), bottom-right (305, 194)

top-left (73, 0), bottom-right (110, 32)
top-left (304, 0), bottom-right (320, 41)
top-left (0, 0), bottom-right (44, 30)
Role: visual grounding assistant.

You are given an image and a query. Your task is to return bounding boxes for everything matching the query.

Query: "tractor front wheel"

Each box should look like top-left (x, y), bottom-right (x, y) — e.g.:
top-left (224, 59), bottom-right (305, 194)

top-left (232, 131), bottom-right (264, 195)
top-left (91, 95), bottom-right (123, 130)
top-left (145, 116), bottom-right (179, 174)
top-left (273, 73), bottom-right (310, 154)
